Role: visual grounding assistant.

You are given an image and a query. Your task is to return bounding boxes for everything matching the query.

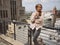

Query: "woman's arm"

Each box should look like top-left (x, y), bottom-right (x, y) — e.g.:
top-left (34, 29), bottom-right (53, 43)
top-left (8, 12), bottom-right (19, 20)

top-left (30, 12), bottom-right (36, 23)
top-left (35, 14), bottom-right (44, 25)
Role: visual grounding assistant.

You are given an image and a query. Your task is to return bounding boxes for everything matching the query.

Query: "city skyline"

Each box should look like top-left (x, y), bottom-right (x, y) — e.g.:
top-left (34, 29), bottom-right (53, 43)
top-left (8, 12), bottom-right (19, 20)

top-left (22, 0), bottom-right (60, 12)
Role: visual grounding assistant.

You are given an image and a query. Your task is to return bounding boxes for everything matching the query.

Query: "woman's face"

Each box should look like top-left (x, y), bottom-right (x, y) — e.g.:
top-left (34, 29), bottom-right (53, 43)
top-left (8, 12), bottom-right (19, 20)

top-left (36, 5), bottom-right (42, 12)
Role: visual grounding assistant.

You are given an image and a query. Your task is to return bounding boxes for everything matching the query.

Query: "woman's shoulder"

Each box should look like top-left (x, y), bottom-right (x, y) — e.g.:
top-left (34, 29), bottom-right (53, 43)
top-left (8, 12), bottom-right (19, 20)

top-left (42, 12), bottom-right (45, 17)
top-left (32, 11), bottom-right (37, 14)
top-left (31, 11), bottom-right (37, 16)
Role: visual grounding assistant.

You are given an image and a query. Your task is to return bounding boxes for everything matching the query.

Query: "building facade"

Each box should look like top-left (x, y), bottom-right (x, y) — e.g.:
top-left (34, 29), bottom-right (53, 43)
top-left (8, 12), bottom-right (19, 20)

top-left (0, 0), bottom-right (25, 34)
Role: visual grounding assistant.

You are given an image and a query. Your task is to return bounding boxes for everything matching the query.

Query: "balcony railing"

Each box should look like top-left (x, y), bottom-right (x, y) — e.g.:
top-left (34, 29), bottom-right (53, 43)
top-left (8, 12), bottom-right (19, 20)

top-left (12, 22), bottom-right (60, 45)
top-left (0, 21), bottom-right (60, 45)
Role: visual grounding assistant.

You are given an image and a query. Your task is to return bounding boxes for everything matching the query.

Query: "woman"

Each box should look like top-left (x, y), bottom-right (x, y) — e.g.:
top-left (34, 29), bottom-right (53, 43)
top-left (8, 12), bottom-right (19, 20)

top-left (30, 4), bottom-right (44, 45)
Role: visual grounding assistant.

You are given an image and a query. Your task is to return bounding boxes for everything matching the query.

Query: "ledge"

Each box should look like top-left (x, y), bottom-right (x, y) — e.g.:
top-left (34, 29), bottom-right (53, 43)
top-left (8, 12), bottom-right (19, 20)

top-left (0, 34), bottom-right (24, 45)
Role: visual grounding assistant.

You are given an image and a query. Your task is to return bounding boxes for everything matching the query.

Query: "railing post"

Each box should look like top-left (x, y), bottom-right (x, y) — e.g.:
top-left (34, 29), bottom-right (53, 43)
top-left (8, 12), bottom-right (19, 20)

top-left (28, 25), bottom-right (32, 45)
top-left (14, 22), bottom-right (16, 40)
top-left (13, 20), bottom-right (16, 40)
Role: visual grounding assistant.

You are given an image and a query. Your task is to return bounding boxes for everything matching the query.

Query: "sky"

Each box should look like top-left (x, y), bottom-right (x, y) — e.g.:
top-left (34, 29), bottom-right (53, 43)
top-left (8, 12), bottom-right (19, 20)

top-left (22, 0), bottom-right (60, 12)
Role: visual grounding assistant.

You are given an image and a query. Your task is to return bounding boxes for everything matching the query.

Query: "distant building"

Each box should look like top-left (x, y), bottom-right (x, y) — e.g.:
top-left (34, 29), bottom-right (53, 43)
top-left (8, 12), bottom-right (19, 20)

top-left (57, 10), bottom-right (60, 18)
top-left (0, 0), bottom-right (25, 34)
top-left (43, 7), bottom-right (60, 27)
top-left (52, 7), bottom-right (60, 27)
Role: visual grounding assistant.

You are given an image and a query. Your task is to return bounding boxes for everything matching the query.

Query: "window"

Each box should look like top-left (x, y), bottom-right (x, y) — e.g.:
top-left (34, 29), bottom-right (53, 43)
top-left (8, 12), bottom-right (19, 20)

top-left (10, 0), bottom-right (16, 20)
top-left (0, 0), bottom-right (2, 6)
top-left (3, 10), bottom-right (5, 18)
top-left (19, 10), bottom-right (24, 15)
top-left (0, 10), bottom-right (1, 18)
top-left (2, 10), bottom-right (8, 18)
top-left (20, 0), bottom-right (22, 6)
top-left (5, 10), bottom-right (8, 17)
top-left (0, 10), bottom-right (2, 18)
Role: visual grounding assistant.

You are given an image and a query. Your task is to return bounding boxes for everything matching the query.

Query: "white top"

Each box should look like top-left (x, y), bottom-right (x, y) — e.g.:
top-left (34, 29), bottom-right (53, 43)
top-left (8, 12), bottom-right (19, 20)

top-left (30, 11), bottom-right (44, 30)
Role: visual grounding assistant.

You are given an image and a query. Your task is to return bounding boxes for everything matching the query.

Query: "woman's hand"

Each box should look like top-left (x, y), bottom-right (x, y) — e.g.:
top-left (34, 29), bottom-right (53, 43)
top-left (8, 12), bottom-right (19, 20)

top-left (35, 19), bottom-right (42, 24)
